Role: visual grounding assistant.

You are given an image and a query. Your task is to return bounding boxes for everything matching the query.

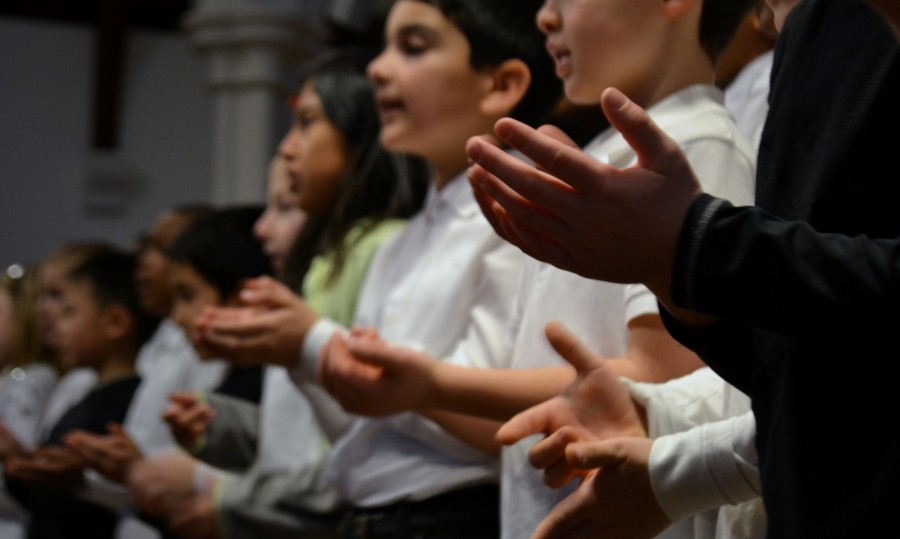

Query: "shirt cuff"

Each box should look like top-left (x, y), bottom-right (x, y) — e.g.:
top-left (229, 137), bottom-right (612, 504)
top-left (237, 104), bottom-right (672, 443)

top-left (649, 412), bottom-right (761, 522)
top-left (295, 318), bottom-right (345, 384)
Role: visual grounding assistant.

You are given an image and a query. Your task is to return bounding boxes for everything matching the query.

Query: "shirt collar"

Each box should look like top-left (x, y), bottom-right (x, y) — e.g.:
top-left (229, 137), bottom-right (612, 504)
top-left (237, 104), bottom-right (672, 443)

top-left (423, 169), bottom-right (479, 222)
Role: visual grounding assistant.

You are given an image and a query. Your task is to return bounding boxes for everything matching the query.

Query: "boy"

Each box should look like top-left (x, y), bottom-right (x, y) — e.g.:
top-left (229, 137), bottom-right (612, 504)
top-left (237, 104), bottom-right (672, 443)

top-left (466, 0), bottom-right (900, 537)
top-left (64, 205), bottom-right (227, 539)
top-left (66, 207), bottom-right (271, 537)
top-left (321, 0), bottom-right (757, 536)
top-left (197, 0), bottom-right (561, 536)
top-left (4, 245), bottom-right (158, 539)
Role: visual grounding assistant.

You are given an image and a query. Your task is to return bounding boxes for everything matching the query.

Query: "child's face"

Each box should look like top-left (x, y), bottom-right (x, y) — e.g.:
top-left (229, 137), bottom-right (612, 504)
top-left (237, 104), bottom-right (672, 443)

top-left (254, 158), bottom-right (306, 278)
top-left (55, 278), bottom-right (107, 370)
top-left (368, 0), bottom-right (495, 161)
top-left (278, 81), bottom-right (348, 217)
top-left (136, 211), bottom-right (192, 318)
top-left (537, 0), bottom-right (666, 105)
top-left (37, 261), bottom-right (66, 350)
top-left (168, 262), bottom-right (223, 359)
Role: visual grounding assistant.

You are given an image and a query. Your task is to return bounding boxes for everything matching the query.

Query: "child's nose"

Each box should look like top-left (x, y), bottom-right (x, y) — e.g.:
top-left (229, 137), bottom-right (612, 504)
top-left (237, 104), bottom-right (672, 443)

top-left (536, 3), bottom-right (561, 34)
top-left (367, 52), bottom-right (390, 86)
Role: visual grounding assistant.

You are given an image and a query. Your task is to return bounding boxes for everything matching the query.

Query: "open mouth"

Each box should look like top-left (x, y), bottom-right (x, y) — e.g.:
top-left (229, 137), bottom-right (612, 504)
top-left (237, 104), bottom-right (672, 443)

top-left (546, 42), bottom-right (571, 77)
top-left (376, 95), bottom-right (405, 122)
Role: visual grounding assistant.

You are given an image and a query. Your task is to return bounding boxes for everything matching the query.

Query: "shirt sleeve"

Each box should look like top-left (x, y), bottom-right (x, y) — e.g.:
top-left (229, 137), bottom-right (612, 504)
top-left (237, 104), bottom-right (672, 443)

top-left (650, 411), bottom-right (761, 522)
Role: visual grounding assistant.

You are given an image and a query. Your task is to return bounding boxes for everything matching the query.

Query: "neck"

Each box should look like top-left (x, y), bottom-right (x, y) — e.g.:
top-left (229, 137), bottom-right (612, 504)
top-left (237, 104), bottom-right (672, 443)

top-left (96, 351), bottom-right (136, 385)
top-left (430, 157), bottom-right (468, 191)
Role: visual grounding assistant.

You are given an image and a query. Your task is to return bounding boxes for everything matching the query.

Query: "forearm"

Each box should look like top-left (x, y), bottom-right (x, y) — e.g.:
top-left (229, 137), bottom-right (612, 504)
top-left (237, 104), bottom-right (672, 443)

top-left (430, 364), bottom-right (574, 422)
top-left (673, 195), bottom-right (900, 338)
top-left (421, 410), bottom-right (505, 456)
top-left (611, 314), bottom-right (705, 383)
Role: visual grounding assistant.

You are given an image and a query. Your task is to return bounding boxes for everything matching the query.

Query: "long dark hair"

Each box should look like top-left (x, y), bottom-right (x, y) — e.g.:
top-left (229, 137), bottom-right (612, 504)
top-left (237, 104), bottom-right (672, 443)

top-left (282, 48), bottom-right (430, 289)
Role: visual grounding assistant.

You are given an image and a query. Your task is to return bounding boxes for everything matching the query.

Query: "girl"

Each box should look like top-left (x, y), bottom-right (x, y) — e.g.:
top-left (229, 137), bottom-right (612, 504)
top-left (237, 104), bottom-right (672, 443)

top-left (129, 49), bottom-right (430, 539)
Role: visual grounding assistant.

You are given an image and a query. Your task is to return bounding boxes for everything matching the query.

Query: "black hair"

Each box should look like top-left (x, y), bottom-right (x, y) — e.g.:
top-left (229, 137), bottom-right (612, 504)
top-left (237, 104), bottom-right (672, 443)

top-left (412, 0), bottom-right (562, 127)
top-left (67, 244), bottom-right (160, 349)
top-left (169, 206), bottom-right (274, 299)
top-left (282, 48), bottom-right (430, 289)
top-left (701, 0), bottom-right (758, 61)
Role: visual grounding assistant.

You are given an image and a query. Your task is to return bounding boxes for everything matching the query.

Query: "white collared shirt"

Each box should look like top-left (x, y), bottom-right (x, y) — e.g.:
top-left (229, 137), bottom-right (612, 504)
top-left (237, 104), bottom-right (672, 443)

top-left (501, 83), bottom-right (758, 539)
top-left (298, 172), bottom-right (525, 506)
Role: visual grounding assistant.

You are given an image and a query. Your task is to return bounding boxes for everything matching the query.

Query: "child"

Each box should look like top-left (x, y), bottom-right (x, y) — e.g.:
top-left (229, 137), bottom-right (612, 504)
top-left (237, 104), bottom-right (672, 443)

top-left (197, 2), bottom-right (562, 536)
top-left (320, 0), bottom-right (758, 537)
top-left (716, 1), bottom-right (778, 148)
top-left (33, 242), bottom-right (109, 441)
top-left (4, 245), bottom-right (158, 539)
top-left (63, 205), bottom-right (226, 539)
top-left (0, 264), bottom-right (57, 539)
top-left (253, 155), bottom-right (307, 288)
top-left (128, 50), bottom-right (432, 539)
top-left (466, 0), bottom-right (900, 537)
top-left (0, 265), bottom-right (57, 456)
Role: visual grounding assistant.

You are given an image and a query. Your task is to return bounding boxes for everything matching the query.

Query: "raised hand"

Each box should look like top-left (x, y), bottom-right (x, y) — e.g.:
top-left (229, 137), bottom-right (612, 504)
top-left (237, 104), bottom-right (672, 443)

top-left (127, 451), bottom-right (198, 518)
top-left (64, 422), bottom-right (143, 483)
top-left (4, 445), bottom-right (86, 489)
top-left (318, 327), bottom-right (439, 416)
top-left (531, 437), bottom-right (670, 539)
top-left (496, 321), bottom-right (645, 488)
top-left (162, 392), bottom-right (216, 450)
top-left (468, 87), bottom-right (701, 292)
top-left (195, 276), bottom-right (319, 367)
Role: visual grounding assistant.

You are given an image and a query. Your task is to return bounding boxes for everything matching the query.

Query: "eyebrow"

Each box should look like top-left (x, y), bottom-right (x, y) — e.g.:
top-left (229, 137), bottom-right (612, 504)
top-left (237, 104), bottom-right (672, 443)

top-left (396, 23), bottom-right (441, 43)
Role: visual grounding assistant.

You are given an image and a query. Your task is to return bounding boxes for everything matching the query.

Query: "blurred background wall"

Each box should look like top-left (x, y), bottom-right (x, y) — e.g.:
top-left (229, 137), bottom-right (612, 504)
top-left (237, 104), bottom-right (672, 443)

top-left (0, 0), bottom-right (392, 267)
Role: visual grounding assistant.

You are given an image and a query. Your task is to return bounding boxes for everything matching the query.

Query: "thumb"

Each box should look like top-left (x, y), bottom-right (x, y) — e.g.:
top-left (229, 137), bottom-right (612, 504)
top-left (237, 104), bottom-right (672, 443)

top-left (600, 87), bottom-right (683, 171)
top-left (545, 320), bottom-right (603, 377)
top-left (346, 336), bottom-right (401, 370)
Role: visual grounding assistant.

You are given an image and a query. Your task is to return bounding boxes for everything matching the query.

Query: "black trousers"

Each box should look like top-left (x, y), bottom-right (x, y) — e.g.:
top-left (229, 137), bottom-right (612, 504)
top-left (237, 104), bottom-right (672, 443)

top-left (339, 483), bottom-right (500, 539)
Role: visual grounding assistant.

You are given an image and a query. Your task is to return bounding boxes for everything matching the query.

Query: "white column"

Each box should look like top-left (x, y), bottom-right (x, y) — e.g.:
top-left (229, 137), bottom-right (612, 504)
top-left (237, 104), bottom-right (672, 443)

top-left (183, 0), bottom-right (328, 205)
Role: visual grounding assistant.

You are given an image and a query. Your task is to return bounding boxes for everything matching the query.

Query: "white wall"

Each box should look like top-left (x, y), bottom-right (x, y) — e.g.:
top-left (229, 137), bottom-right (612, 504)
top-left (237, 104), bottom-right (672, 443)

top-left (0, 17), bottom-right (226, 268)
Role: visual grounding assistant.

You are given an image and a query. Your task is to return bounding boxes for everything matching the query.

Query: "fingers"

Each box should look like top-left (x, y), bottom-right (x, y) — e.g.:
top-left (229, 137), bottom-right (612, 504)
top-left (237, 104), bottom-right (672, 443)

top-left (565, 439), bottom-right (629, 470)
top-left (544, 321), bottom-right (604, 377)
top-left (527, 426), bottom-right (584, 485)
top-left (486, 117), bottom-right (608, 194)
top-left (238, 276), bottom-right (295, 308)
top-left (531, 478), bottom-right (596, 539)
top-left (467, 136), bottom-right (577, 222)
top-left (345, 335), bottom-right (401, 369)
top-left (496, 402), bottom-right (556, 445)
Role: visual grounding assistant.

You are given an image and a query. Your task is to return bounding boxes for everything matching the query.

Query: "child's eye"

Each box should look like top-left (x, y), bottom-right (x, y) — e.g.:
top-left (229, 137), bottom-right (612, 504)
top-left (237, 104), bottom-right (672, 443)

top-left (399, 33), bottom-right (430, 56)
top-left (295, 110), bottom-right (320, 130)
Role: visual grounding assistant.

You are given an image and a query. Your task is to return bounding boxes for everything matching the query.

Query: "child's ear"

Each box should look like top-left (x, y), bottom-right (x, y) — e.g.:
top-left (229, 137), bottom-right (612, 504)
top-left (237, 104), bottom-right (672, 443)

top-left (479, 58), bottom-right (532, 119)
top-left (103, 304), bottom-right (134, 341)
